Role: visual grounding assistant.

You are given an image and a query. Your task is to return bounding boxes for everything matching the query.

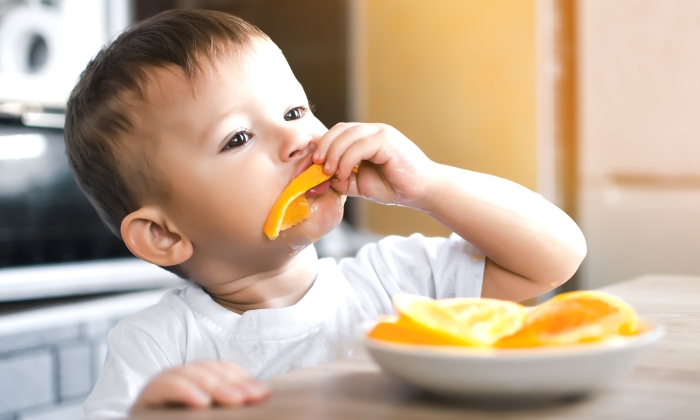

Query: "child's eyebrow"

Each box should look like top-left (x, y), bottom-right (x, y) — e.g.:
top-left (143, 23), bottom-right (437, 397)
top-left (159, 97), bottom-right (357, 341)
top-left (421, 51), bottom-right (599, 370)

top-left (199, 105), bottom-right (244, 146)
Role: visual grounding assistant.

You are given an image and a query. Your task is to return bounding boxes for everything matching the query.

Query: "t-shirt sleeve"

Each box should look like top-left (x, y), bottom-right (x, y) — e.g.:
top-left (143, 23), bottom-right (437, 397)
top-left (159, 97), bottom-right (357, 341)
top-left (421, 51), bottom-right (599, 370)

top-left (82, 323), bottom-right (174, 419)
top-left (338, 232), bottom-right (485, 314)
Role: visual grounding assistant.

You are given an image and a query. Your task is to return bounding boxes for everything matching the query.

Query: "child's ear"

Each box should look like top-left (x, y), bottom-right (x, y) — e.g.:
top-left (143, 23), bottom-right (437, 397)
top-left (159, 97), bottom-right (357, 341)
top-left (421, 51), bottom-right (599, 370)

top-left (120, 207), bottom-right (193, 267)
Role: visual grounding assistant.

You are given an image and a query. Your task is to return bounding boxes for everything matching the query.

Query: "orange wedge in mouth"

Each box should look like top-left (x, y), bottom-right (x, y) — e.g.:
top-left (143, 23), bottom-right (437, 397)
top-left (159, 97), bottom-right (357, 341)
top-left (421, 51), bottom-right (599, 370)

top-left (263, 164), bottom-right (331, 240)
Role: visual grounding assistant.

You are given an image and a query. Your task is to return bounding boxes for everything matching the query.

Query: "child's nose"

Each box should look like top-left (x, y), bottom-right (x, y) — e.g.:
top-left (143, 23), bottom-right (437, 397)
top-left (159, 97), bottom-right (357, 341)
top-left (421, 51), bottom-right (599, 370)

top-left (278, 127), bottom-right (315, 161)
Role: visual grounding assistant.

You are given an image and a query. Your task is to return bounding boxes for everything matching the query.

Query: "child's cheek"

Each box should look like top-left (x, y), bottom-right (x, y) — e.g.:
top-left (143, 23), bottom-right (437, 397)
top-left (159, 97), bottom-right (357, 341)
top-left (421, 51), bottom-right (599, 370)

top-left (307, 192), bottom-right (346, 239)
top-left (276, 192), bottom-right (345, 256)
top-left (284, 191), bottom-right (346, 247)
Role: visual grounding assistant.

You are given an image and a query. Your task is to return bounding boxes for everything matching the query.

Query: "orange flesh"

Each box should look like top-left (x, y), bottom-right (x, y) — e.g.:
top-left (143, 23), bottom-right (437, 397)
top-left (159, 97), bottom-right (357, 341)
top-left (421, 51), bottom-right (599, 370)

top-left (368, 316), bottom-right (466, 346)
top-left (264, 164), bottom-right (358, 240)
top-left (495, 291), bottom-right (639, 348)
top-left (370, 294), bottom-right (527, 347)
top-left (280, 195), bottom-right (311, 231)
top-left (368, 291), bottom-right (641, 349)
top-left (263, 164), bottom-right (331, 240)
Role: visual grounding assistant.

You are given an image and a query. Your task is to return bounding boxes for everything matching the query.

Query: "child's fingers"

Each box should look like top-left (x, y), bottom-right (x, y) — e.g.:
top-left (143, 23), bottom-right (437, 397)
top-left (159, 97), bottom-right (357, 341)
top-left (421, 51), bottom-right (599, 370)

top-left (162, 363), bottom-right (246, 407)
top-left (324, 124), bottom-right (382, 176)
top-left (198, 360), bottom-right (250, 380)
top-left (330, 170), bottom-right (360, 197)
top-left (185, 363), bottom-right (247, 407)
top-left (335, 136), bottom-right (391, 180)
top-left (220, 379), bottom-right (271, 404)
top-left (197, 361), bottom-right (270, 404)
top-left (172, 365), bottom-right (229, 399)
top-left (131, 375), bottom-right (211, 412)
top-left (131, 361), bottom-right (269, 412)
top-left (313, 122), bottom-right (361, 166)
top-left (247, 381), bottom-right (272, 402)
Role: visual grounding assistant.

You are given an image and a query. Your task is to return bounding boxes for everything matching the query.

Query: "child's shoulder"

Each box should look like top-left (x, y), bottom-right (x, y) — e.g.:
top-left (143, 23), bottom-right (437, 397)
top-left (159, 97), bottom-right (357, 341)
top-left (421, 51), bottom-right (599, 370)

top-left (334, 232), bottom-right (483, 303)
top-left (346, 232), bottom-right (473, 262)
top-left (111, 286), bottom-right (193, 339)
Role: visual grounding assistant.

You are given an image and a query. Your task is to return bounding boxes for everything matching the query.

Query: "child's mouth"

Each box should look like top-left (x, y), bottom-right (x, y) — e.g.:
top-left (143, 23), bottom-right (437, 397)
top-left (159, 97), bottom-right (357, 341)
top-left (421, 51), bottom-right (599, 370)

top-left (305, 179), bottom-right (331, 198)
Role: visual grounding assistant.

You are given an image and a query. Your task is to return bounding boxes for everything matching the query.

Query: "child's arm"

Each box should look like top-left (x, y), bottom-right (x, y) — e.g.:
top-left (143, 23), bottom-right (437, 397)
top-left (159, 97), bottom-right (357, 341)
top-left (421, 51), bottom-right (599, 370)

top-left (131, 360), bottom-right (269, 412)
top-left (314, 123), bottom-right (586, 302)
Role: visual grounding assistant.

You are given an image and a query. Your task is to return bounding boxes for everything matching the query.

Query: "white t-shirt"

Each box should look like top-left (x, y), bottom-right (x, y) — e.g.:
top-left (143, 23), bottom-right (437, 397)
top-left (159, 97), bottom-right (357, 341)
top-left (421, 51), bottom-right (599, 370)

top-left (83, 233), bottom-right (485, 419)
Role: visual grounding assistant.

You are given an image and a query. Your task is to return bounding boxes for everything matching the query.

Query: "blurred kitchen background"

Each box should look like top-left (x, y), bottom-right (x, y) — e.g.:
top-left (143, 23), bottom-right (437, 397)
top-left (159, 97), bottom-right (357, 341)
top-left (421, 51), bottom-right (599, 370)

top-left (1, 0), bottom-right (699, 418)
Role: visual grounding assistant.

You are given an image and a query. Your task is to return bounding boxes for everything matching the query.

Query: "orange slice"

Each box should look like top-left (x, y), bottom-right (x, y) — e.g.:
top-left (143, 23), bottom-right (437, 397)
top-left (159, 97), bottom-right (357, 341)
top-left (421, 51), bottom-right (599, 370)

top-left (280, 195), bottom-right (311, 232)
top-left (496, 290), bottom-right (639, 348)
top-left (367, 315), bottom-right (466, 346)
top-left (391, 294), bottom-right (527, 347)
top-left (263, 164), bottom-right (331, 240)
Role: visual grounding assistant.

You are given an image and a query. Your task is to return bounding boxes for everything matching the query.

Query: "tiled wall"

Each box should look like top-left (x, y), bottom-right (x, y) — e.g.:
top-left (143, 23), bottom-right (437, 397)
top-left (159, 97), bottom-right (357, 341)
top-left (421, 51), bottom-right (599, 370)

top-left (0, 289), bottom-right (171, 420)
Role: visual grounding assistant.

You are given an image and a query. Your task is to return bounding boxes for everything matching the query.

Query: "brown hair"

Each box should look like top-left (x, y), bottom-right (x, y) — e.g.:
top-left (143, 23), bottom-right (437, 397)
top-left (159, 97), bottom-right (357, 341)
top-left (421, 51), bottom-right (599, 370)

top-left (64, 9), bottom-right (269, 277)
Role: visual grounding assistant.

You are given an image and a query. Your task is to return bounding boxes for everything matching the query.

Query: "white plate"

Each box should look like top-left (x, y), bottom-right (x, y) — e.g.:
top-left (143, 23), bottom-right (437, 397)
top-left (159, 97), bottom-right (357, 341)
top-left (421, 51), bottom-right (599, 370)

top-left (364, 323), bottom-right (664, 399)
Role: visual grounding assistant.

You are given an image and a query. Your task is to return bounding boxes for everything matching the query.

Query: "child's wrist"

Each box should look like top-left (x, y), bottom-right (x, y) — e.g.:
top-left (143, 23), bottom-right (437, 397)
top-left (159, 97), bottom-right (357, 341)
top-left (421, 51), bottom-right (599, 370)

top-left (404, 162), bottom-right (445, 213)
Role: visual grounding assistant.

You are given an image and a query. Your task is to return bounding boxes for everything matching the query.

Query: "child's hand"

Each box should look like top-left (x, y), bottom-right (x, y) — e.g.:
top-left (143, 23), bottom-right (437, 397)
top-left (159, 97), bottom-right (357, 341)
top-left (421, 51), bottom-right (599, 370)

top-left (131, 360), bottom-right (270, 412)
top-left (313, 123), bottom-right (436, 207)
top-left (314, 123), bottom-right (586, 303)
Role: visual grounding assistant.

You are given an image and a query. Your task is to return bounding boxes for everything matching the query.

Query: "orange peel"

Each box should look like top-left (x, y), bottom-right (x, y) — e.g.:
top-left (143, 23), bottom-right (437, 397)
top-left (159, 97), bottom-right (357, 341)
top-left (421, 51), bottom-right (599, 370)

top-left (263, 164), bottom-right (331, 240)
top-left (264, 164), bottom-right (358, 240)
top-left (368, 291), bottom-right (641, 349)
top-left (495, 290), bottom-right (639, 348)
top-left (368, 315), bottom-right (467, 346)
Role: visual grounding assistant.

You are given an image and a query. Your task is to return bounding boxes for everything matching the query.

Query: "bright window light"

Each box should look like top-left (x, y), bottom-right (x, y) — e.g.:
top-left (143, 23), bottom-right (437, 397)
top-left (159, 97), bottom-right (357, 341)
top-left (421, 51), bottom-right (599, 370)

top-left (0, 134), bottom-right (47, 160)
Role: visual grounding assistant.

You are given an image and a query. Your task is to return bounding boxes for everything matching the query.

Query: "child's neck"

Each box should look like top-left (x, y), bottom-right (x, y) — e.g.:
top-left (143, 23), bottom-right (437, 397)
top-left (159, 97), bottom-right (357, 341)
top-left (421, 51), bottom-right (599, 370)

top-left (202, 246), bottom-right (319, 314)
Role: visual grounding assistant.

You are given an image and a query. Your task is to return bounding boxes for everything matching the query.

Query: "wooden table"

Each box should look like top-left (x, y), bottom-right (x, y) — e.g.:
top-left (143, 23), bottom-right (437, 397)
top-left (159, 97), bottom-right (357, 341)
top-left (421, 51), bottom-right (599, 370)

top-left (131, 275), bottom-right (700, 420)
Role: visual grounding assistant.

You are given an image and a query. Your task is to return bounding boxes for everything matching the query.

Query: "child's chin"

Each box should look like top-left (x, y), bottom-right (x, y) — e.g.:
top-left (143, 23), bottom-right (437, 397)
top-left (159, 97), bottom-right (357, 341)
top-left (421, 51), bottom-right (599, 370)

top-left (292, 190), bottom-right (346, 242)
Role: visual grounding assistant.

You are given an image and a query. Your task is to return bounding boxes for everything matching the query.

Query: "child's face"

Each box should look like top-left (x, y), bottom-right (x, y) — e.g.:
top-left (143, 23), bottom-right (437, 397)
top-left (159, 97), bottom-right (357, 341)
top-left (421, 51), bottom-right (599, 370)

top-left (135, 39), bottom-right (345, 279)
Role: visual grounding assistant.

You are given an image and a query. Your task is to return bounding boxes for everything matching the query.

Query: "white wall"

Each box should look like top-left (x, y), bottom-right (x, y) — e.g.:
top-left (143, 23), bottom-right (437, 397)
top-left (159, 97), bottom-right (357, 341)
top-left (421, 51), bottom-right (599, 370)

top-left (577, 0), bottom-right (700, 287)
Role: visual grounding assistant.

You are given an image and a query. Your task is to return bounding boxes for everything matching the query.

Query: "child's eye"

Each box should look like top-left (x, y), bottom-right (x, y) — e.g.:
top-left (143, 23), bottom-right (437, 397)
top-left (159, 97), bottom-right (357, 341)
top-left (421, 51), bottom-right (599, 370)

top-left (284, 106), bottom-right (307, 121)
top-left (222, 130), bottom-right (252, 151)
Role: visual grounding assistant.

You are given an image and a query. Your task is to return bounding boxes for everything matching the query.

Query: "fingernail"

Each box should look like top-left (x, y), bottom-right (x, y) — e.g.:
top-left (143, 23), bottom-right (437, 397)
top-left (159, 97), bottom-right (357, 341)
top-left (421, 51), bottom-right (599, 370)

top-left (221, 385), bottom-right (244, 404)
top-left (324, 162), bottom-right (331, 172)
top-left (247, 381), bottom-right (270, 398)
top-left (193, 389), bottom-right (211, 405)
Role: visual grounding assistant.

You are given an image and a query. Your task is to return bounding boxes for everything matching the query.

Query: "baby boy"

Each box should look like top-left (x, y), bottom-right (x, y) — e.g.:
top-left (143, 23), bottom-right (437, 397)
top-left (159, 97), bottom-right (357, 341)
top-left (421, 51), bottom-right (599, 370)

top-left (64, 9), bottom-right (587, 419)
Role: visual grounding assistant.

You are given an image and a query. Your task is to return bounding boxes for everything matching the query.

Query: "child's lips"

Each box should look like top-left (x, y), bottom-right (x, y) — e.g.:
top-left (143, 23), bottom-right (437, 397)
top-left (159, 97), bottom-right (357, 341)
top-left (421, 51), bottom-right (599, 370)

top-left (294, 156), bottom-right (316, 179)
top-left (305, 179), bottom-right (331, 198)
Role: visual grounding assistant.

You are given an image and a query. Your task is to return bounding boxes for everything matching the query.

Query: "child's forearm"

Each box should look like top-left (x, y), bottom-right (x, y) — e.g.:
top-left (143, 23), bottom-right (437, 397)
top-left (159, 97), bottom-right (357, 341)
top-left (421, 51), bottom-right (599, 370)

top-left (315, 122), bottom-right (585, 299)
top-left (416, 164), bottom-right (587, 294)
